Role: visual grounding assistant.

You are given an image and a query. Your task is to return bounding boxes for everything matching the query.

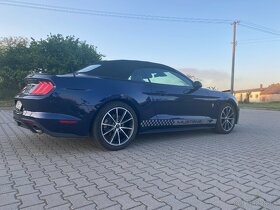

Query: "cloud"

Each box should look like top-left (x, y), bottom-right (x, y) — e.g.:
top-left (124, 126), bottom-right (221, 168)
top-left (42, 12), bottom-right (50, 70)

top-left (178, 68), bottom-right (230, 91)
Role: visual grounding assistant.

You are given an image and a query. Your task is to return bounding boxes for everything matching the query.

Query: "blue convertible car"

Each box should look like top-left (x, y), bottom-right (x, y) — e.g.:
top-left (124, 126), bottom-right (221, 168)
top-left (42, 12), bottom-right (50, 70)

top-left (14, 60), bottom-right (239, 150)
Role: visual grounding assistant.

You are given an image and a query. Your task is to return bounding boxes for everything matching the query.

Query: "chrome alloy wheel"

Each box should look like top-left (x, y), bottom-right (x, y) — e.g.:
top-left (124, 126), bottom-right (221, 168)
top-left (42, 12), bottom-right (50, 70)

top-left (220, 105), bottom-right (235, 132)
top-left (101, 107), bottom-right (134, 146)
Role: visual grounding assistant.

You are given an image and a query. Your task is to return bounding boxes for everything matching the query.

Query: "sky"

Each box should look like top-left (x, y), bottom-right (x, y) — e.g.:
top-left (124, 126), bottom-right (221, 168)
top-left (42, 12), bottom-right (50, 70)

top-left (0, 0), bottom-right (280, 91)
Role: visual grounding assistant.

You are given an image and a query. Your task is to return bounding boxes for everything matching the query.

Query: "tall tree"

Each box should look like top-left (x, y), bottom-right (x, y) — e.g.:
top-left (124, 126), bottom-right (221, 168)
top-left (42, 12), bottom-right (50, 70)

top-left (0, 34), bottom-right (103, 91)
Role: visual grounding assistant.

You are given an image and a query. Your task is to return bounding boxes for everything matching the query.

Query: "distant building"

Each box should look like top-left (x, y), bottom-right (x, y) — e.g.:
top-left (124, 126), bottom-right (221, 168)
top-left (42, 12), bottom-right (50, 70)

top-left (234, 83), bottom-right (280, 103)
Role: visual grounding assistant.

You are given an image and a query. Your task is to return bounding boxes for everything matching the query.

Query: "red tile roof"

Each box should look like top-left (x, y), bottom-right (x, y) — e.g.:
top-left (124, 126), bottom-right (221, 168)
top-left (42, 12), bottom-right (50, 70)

top-left (260, 83), bottom-right (280, 95)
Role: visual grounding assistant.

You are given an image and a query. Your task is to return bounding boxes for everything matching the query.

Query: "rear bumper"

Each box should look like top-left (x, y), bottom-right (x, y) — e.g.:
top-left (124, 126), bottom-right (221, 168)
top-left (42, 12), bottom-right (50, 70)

top-left (13, 110), bottom-right (87, 137)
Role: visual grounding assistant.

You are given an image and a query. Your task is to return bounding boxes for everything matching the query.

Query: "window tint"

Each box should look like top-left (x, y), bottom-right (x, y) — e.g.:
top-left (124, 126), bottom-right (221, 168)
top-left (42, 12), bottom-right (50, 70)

top-left (79, 63), bottom-right (135, 80)
top-left (128, 69), bottom-right (148, 82)
top-left (141, 68), bottom-right (193, 87)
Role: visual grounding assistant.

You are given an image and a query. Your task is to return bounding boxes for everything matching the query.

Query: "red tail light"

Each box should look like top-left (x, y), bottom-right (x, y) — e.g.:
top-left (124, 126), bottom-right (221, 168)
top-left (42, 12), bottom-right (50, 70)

top-left (31, 81), bottom-right (54, 95)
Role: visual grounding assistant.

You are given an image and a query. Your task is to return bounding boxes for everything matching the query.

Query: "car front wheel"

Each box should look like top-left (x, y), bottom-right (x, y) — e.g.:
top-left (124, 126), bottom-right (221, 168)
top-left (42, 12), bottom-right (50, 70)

top-left (93, 102), bottom-right (138, 150)
top-left (215, 103), bottom-right (236, 134)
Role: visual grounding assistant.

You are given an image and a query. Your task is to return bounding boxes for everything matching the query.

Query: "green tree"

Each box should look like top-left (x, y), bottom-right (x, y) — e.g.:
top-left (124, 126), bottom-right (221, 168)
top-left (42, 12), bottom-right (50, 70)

top-left (29, 34), bottom-right (103, 74)
top-left (0, 34), bottom-right (103, 98)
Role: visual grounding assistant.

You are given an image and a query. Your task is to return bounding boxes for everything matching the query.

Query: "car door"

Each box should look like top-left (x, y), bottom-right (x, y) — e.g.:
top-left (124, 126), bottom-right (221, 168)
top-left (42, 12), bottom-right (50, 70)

top-left (140, 67), bottom-right (216, 127)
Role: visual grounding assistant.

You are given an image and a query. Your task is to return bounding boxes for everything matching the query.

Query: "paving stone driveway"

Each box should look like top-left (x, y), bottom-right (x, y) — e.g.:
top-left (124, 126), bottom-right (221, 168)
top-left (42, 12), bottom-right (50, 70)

top-left (1, 108), bottom-right (280, 210)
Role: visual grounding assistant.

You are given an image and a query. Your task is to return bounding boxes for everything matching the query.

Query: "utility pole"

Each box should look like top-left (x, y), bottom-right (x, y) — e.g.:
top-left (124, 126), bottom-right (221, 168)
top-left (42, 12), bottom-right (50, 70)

top-left (230, 21), bottom-right (239, 94)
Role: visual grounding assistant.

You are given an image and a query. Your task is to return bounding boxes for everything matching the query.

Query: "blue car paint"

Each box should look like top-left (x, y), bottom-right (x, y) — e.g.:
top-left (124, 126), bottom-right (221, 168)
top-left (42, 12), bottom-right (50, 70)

top-left (14, 61), bottom-right (239, 137)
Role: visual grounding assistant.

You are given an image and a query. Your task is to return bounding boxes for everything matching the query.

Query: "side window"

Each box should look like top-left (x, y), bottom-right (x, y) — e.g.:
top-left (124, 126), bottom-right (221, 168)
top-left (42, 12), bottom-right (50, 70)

top-left (128, 69), bottom-right (147, 82)
top-left (142, 68), bottom-right (193, 87)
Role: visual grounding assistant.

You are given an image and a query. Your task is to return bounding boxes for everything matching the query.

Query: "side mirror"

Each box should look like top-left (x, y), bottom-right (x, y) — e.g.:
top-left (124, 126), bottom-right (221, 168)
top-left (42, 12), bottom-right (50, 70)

top-left (193, 81), bottom-right (202, 89)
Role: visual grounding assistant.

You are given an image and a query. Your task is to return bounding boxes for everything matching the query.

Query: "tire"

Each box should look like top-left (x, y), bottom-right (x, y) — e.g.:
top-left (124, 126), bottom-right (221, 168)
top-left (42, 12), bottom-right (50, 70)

top-left (215, 103), bottom-right (236, 134)
top-left (93, 102), bottom-right (138, 150)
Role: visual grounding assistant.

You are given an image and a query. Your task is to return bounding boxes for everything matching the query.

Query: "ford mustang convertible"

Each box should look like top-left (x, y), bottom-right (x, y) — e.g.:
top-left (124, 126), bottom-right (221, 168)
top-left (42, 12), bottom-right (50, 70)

top-left (14, 60), bottom-right (239, 150)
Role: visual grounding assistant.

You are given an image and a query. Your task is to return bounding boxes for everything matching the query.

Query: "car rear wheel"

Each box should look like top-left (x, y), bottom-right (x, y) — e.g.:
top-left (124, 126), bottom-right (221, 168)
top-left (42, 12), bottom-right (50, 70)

top-left (215, 103), bottom-right (236, 134)
top-left (93, 102), bottom-right (138, 150)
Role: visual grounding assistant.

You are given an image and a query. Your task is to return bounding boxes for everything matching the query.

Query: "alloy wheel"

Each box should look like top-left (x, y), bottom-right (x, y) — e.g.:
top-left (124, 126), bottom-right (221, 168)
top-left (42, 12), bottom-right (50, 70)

top-left (101, 107), bottom-right (134, 146)
top-left (220, 105), bottom-right (235, 132)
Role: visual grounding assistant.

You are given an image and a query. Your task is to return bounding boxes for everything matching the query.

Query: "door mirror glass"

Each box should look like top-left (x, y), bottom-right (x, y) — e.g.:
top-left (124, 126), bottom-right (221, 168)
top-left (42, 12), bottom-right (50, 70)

top-left (193, 81), bottom-right (202, 89)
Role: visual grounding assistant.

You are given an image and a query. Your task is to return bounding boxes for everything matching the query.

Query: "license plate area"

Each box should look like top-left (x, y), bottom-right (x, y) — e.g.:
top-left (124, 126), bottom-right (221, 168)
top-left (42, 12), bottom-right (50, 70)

top-left (15, 100), bottom-right (23, 111)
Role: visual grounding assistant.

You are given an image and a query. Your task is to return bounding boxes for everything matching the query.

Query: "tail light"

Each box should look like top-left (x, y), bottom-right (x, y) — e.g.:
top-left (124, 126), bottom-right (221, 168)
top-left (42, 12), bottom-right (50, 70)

top-left (30, 81), bottom-right (54, 95)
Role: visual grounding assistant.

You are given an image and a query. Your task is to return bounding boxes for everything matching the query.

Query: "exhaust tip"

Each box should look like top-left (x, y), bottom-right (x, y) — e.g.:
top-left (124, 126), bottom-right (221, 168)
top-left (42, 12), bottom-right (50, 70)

top-left (33, 126), bottom-right (43, 134)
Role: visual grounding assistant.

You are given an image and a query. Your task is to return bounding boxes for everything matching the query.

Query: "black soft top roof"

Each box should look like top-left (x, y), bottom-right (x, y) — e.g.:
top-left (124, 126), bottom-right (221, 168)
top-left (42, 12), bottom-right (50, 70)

top-left (86, 60), bottom-right (174, 80)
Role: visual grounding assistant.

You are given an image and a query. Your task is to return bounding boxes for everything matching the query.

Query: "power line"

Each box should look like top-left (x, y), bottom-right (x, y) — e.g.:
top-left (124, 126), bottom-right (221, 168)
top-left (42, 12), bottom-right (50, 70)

top-left (238, 37), bottom-right (280, 44)
top-left (1, 0), bottom-right (280, 35)
top-left (3, 0), bottom-right (280, 36)
top-left (0, 0), bottom-right (232, 24)
top-left (241, 21), bottom-right (280, 34)
top-left (239, 23), bottom-right (280, 36)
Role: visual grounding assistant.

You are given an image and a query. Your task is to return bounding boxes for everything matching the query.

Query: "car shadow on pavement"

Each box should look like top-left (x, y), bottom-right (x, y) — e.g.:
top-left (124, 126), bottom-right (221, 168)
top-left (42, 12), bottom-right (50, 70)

top-left (13, 125), bottom-right (239, 153)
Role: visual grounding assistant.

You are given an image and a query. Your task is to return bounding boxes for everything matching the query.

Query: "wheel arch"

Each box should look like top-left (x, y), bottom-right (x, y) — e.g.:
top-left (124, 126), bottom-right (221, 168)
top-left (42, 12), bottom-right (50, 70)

top-left (224, 98), bottom-right (239, 124)
top-left (88, 96), bottom-right (141, 136)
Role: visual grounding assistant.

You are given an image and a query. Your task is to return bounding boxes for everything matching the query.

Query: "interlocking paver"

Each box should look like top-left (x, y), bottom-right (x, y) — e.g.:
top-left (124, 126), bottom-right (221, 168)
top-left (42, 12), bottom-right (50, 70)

top-left (129, 204), bottom-right (147, 210)
top-left (226, 187), bottom-right (256, 202)
top-left (268, 189), bottom-right (280, 197)
top-left (135, 194), bottom-right (166, 209)
top-left (129, 178), bottom-right (152, 189)
top-left (0, 176), bottom-right (12, 185)
top-left (18, 192), bottom-right (44, 208)
top-left (112, 194), bottom-right (142, 209)
top-left (0, 192), bottom-right (20, 207)
top-left (46, 203), bottom-right (71, 210)
top-left (41, 192), bottom-right (68, 209)
top-left (0, 184), bottom-right (15, 194)
top-left (154, 172), bottom-right (177, 182)
top-left (88, 193), bottom-right (117, 209)
top-left (142, 185), bottom-right (169, 199)
top-left (72, 177), bottom-right (91, 188)
top-left (59, 184), bottom-right (82, 197)
top-left (273, 197), bottom-right (280, 205)
top-left (91, 177), bottom-right (113, 188)
top-left (65, 193), bottom-right (93, 209)
top-left (102, 184), bottom-right (126, 198)
top-left (0, 203), bottom-right (20, 210)
top-left (206, 173), bottom-right (231, 184)
top-left (52, 176), bottom-right (73, 188)
top-left (247, 188), bottom-right (278, 202)
top-left (207, 180), bottom-right (233, 191)
top-left (204, 196), bottom-right (237, 210)
top-left (16, 184), bottom-right (38, 196)
top-left (171, 172), bottom-right (195, 182)
top-left (101, 171), bottom-right (121, 181)
top-left (164, 186), bottom-right (192, 200)
top-left (205, 187), bottom-right (234, 202)
top-left (75, 203), bottom-right (98, 210)
top-left (150, 178), bottom-right (173, 190)
top-left (10, 169), bottom-right (28, 179)
top-left (119, 171), bottom-right (139, 181)
top-left (79, 184), bottom-right (104, 197)
top-left (186, 186), bottom-right (214, 201)
top-left (245, 181), bottom-right (273, 193)
top-left (186, 179), bottom-right (212, 191)
top-left (32, 177), bottom-right (52, 187)
top-left (183, 195), bottom-right (214, 210)
top-left (227, 197), bottom-right (262, 210)
top-left (251, 197), bottom-right (280, 209)
top-left (1, 109), bottom-right (280, 209)
top-left (159, 194), bottom-right (190, 209)
top-left (37, 183), bottom-right (59, 197)
top-left (121, 185), bottom-right (147, 199)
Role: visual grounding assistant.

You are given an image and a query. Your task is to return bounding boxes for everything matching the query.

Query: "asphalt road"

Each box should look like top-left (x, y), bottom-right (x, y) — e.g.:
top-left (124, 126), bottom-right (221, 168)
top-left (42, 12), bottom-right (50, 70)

top-left (0, 108), bottom-right (280, 209)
